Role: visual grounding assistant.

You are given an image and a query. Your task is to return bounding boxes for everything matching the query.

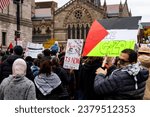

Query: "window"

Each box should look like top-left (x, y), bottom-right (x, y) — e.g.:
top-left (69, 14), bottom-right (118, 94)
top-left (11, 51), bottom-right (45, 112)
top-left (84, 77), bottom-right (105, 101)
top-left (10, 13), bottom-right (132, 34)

top-left (2, 32), bottom-right (6, 46)
top-left (68, 25), bottom-right (71, 39)
top-left (81, 24), bottom-right (85, 39)
top-left (74, 10), bottom-right (82, 20)
top-left (77, 24), bottom-right (80, 39)
top-left (72, 25), bottom-right (75, 39)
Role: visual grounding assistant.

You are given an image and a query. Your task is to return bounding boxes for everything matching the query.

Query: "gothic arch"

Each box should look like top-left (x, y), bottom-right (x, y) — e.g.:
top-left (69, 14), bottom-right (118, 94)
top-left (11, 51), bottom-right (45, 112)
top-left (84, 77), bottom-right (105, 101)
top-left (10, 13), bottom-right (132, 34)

top-left (63, 5), bottom-right (93, 27)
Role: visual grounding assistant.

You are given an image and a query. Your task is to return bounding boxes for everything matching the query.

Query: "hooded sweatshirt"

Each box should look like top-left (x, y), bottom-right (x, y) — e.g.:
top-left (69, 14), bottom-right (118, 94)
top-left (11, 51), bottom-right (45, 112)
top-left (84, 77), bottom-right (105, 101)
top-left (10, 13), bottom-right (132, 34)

top-left (0, 59), bottom-right (36, 100)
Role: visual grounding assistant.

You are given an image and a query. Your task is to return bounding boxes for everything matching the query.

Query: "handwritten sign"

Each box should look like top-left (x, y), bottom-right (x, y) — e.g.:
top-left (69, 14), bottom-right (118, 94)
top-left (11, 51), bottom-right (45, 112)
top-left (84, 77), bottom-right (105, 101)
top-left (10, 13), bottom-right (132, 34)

top-left (86, 29), bottom-right (138, 56)
top-left (25, 42), bottom-right (44, 58)
top-left (63, 39), bottom-right (84, 70)
top-left (88, 40), bottom-right (135, 56)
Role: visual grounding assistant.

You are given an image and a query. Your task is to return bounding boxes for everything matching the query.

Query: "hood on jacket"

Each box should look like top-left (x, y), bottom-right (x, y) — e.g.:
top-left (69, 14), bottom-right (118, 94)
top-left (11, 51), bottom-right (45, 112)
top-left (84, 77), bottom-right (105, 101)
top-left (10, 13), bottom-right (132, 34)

top-left (12, 58), bottom-right (27, 77)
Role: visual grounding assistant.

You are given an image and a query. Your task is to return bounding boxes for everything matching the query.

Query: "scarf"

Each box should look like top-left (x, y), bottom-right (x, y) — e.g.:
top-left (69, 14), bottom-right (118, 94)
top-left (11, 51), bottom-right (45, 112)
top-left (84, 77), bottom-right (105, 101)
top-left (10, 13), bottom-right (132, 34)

top-left (34, 72), bottom-right (61, 96)
top-left (121, 62), bottom-right (142, 90)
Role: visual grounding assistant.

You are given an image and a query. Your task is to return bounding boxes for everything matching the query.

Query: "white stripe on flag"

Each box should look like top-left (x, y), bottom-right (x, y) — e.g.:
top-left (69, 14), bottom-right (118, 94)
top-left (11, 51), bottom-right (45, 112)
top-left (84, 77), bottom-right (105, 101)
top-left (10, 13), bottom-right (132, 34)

top-left (0, 0), bottom-right (10, 10)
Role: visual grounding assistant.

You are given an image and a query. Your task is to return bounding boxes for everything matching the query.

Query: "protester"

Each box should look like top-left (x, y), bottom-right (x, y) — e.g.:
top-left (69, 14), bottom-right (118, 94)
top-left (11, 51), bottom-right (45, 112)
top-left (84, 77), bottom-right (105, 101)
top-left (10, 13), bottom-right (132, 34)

top-left (34, 60), bottom-right (67, 100)
top-left (50, 41), bottom-right (60, 56)
top-left (0, 45), bottom-right (34, 83)
top-left (0, 59), bottom-right (36, 100)
top-left (138, 46), bottom-right (150, 99)
top-left (79, 57), bottom-right (103, 100)
top-left (51, 57), bottom-right (69, 99)
top-left (31, 59), bottom-right (40, 77)
top-left (25, 56), bottom-right (33, 68)
top-left (94, 49), bottom-right (149, 99)
top-left (42, 49), bottom-right (51, 60)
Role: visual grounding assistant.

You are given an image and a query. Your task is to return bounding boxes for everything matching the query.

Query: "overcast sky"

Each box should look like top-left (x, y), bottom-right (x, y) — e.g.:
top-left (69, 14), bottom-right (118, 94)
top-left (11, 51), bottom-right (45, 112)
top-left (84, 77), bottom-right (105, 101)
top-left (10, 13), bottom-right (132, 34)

top-left (35, 0), bottom-right (149, 22)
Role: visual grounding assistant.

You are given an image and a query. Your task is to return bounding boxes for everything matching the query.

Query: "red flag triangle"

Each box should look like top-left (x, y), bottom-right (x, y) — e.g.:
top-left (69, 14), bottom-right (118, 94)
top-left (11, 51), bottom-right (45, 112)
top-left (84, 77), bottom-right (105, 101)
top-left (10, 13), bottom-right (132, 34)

top-left (82, 20), bottom-right (108, 56)
top-left (8, 42), bottom-right (13, 49)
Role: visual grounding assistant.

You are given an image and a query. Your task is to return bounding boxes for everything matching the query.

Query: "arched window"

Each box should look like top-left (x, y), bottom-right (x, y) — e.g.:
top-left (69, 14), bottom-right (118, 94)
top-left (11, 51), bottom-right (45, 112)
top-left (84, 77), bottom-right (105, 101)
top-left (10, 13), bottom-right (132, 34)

top-left (81, 24), bottom-right (85, 39)
top-left (77, 24), bottom-right (80, 39)
top-left (86, 24), bottom-right (90, 37)
top-left (33, 28), bottom-right (36, 35)
top-left (72, 25), bottom-right (75, 39)
top-left (46, 27), bottom-right (51, 34)
top-left (37, 27), bottom-right (41, 34)
top-left (68, 25), bottom-right (71, 39)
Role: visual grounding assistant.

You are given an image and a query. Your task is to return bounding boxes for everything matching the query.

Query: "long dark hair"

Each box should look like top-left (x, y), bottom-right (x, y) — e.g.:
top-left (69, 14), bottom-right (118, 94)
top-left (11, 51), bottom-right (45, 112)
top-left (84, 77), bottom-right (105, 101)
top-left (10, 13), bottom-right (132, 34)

top-left (39, 60), bottom-right (52, 76)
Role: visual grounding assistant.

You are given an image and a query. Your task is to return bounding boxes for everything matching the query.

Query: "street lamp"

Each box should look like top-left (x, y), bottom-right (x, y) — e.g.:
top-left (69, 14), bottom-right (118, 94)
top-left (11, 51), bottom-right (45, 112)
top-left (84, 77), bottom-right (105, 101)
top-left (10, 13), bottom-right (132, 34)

top-left (13, 0), bottom-right (21, 45)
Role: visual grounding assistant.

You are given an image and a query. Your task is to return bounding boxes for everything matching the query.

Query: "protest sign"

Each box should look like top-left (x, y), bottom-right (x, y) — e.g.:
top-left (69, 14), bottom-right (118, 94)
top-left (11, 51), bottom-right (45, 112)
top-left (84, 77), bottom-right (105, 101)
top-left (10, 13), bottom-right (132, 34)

top-left (63, 39), bottom-right (83, 70)
top-left (25, 42), bottom-right (43, 58)
top-left (87, 30), bottom-right (138, 56)
top-left (84, 29), bottom-right (138, 57)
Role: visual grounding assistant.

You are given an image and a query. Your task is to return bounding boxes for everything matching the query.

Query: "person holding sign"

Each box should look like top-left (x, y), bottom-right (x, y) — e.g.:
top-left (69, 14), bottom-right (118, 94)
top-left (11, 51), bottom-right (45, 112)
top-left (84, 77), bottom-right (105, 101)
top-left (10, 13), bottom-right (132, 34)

top-left (94, 49), bottom-right (149, 100)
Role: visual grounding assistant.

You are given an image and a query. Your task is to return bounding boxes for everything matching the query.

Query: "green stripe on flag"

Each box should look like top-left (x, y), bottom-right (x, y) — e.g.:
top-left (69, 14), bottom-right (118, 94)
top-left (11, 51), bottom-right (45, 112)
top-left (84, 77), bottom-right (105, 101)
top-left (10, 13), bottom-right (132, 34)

top-left (87, 40), bottom-right (135, 57)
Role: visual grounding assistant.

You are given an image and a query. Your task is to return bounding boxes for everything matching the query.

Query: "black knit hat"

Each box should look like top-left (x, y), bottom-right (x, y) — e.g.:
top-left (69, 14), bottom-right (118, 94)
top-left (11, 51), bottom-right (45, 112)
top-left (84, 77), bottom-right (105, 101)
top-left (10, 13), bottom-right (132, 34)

top-left (13, 45), bottom-right (23, 56)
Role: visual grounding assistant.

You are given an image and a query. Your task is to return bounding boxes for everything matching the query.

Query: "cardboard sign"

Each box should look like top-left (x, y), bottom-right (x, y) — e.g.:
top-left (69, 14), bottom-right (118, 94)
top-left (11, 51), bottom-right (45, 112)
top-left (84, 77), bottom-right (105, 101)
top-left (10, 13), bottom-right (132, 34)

top-left (63, 39), bottom-right (83, 70)
top-left (25, 42), bottom-right (44, 58)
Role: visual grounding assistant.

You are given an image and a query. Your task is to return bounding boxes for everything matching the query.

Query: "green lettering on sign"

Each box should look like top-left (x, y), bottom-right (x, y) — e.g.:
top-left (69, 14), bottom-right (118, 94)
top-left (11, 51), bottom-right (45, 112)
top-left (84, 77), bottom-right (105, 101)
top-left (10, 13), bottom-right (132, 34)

top-left (87, 40), bottom-right (135, 56)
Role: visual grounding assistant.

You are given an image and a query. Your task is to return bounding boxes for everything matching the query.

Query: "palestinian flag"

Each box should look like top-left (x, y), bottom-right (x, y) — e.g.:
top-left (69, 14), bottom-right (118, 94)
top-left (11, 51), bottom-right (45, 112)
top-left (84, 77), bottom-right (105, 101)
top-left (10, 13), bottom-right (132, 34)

top-left (82, 20), bottom-right (108, 56)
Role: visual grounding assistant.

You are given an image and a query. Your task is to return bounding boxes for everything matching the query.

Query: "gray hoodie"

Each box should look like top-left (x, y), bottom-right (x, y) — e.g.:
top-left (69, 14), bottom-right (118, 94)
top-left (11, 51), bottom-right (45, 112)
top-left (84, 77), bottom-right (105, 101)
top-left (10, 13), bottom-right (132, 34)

top-left (0, 75), bottom-right (36, 100)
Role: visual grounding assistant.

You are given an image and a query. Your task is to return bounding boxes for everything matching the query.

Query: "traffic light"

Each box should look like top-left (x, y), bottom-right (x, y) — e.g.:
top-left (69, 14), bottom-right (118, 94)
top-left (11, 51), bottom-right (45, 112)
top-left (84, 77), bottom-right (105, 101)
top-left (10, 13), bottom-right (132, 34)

top-left (15, 31), bottom-right (20, 38)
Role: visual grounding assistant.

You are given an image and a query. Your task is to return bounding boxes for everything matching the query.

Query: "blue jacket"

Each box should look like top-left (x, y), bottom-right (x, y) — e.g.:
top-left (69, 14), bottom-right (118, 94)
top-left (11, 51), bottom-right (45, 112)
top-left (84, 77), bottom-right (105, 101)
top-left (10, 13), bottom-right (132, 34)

top-left (94, 65), bottom-right (149, 100)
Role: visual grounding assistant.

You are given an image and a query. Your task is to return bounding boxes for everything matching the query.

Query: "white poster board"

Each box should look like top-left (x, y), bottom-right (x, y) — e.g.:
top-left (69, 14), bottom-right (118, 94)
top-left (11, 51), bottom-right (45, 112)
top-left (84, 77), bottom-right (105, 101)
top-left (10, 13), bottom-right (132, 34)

top-left (63, 39), bottom-right (84, 70)
top-left (25, 42), bottom-right (44, 58)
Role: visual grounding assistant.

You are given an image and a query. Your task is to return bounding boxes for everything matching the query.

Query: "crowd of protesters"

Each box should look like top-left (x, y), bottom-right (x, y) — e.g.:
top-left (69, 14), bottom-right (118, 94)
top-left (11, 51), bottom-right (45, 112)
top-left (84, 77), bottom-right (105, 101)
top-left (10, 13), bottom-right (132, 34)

top-left (0, 43), bottom-right (150, 100)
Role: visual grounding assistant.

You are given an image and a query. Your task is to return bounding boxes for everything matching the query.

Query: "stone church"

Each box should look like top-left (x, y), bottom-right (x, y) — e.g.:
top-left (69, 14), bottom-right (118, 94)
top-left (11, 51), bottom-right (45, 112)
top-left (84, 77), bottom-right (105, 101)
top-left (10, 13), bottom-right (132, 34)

top-left (0, 0), bottom-right (35, 48)
top-left (33, 0), bottom-right (131, 43)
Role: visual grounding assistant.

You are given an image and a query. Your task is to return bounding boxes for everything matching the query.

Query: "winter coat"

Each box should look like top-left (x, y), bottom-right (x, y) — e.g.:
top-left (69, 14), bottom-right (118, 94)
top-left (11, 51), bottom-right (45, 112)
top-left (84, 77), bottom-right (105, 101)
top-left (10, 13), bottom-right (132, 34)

top-left (138, 55), bottom-right (150, 99)
top-left (94, 63), bottom-right (149, 100)
top-left (0, 55), bottom-right (34, 83)
top-left (79, 61), bottom-right (102, 100)
top-left (31, 65), bottom-right (39, 77)
top-left (0, 75), bottom-right (36, 100)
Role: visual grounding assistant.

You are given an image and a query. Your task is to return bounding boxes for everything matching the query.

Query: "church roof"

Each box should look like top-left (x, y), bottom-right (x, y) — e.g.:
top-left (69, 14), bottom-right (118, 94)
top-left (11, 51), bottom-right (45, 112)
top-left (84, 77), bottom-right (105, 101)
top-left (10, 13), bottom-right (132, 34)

top-left (99, 16), bottom-right (142, 29)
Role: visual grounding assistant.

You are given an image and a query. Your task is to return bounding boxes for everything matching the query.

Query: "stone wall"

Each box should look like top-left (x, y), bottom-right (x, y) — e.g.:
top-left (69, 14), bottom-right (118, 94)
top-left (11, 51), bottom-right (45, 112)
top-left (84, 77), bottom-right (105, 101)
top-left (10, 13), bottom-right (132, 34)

top-left (0, 0), bottom-right (34, 48)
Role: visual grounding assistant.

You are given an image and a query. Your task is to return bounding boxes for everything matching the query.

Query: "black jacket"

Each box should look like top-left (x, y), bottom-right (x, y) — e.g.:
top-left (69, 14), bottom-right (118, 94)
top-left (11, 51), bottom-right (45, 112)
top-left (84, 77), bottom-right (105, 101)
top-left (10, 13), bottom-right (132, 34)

top-left (94, 67), bottom-right (149, 100)
top-left (35, 84), bottom-right (69, 100)
top-left (0, 55), bottom-right (34, 83)
top-left (79, 62), bottom-right (102, 100)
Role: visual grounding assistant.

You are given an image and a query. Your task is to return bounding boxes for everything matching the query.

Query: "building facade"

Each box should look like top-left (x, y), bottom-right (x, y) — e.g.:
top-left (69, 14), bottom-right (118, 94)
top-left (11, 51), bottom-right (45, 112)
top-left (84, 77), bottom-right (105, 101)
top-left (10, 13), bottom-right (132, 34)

top-left (0, 0), bottom-right (34, 48)
top-left (32, 1), bottom-right (57, 43)
top-left (33, 0), bottom-right (131, 44)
